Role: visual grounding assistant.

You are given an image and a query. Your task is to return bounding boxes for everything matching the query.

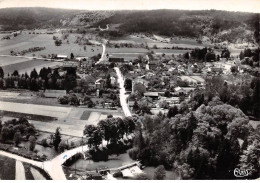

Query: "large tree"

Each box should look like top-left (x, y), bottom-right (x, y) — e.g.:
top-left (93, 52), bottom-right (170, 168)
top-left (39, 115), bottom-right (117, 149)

top-left (53, 127), bottom-right (62, 151)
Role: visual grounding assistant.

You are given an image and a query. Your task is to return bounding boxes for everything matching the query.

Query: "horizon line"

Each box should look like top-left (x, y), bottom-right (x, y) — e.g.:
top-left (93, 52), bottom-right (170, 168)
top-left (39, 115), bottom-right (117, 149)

top-left (0, 6), bottom-right (259, 13)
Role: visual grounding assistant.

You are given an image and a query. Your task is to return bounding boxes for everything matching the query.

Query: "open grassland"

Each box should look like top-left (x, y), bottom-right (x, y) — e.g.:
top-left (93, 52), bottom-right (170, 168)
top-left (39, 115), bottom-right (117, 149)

top-left (0, 155), bottom-right (16, 180)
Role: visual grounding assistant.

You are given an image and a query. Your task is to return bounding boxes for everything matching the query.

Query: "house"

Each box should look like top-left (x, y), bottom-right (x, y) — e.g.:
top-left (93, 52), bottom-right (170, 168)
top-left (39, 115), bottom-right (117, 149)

top-left (148, 61), bottom-right (158, 70)
top-left (44, 90), bottom-right (66, 98)
top-left (179, 76), bottom-right (205, 86)
top-left (174, 87), bottom-right (195, 96)
top-left (95, 78), bottom-right (105, 89)
top-left (145, 72), bottom-right (155, 79)
top-left (110, 76), bottom-right (116, 86)
top-left (57, 55), bottom-right (68, 59)
top-left (144, 92), bottom-right (159, 100)
top-left (159, 97), bottom-right (180, 105)
top-left (76, 57), bottom-right (88, 61)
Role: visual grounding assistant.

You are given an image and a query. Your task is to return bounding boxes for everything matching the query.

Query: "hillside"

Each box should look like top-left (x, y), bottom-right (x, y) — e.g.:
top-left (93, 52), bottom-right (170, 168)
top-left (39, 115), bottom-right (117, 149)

top-left (94, 10), bottom-right (259, 43)
top-left (0, 8), bottom-right (259, 43)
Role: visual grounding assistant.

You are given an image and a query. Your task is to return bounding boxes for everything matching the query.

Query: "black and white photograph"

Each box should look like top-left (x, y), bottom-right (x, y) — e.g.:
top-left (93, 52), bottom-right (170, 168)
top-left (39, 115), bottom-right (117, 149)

top-left (0, 0), bottom-right (259, 180)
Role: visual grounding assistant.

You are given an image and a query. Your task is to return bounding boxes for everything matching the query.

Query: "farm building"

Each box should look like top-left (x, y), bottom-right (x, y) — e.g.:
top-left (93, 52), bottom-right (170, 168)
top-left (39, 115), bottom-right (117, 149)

top-left (109, 58), bottom-right (124, 63)
top-left (44, 90), bottom-right (66, 98)
top-left (57, 55), bottom-right (68, 59)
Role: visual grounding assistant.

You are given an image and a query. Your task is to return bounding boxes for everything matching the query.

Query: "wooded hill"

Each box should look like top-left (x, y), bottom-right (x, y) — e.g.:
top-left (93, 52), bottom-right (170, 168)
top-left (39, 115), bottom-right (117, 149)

top-left (0, 8), bottom-right (259, 43)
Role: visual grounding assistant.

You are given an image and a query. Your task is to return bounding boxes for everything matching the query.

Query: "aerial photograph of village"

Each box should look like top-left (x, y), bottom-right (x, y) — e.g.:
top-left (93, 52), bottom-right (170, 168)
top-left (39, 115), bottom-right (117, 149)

top-left (0, 0), bottom-right (259, 181)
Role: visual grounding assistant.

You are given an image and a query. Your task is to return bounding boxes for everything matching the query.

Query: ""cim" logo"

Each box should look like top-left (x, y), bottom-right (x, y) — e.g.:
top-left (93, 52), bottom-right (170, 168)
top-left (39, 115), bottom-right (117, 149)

top-left (234, 168), bottom-right (252, 177)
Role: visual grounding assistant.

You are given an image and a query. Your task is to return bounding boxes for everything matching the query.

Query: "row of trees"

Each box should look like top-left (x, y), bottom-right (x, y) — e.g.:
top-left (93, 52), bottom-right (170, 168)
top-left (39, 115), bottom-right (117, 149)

top-left (83, 116), bottom-right (137, 148)
top-left (184, 47), bottom-right (230, 62)
top-left (0, 66), bottom-right (78, 92)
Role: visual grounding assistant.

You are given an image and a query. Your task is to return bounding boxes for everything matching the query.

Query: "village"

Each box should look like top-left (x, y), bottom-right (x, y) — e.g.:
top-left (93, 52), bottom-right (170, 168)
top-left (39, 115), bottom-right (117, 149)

top-left (0, 5), bottom-right (259, 181)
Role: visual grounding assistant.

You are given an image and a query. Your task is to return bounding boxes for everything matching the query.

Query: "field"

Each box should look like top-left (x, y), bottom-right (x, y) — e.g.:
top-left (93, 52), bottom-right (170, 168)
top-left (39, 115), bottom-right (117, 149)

top-left (0, 56), bottom-right (30, 67)
top-left (1, 57), bottom-right (63, 76)
top-left (0, 99), bottom-right (123, 137)
top-left (0, 155), bottom-right (16, 180)
top-left (0, 33), bottom-right (102, 57)
top-left (0, 101), bottom-right (72, 118)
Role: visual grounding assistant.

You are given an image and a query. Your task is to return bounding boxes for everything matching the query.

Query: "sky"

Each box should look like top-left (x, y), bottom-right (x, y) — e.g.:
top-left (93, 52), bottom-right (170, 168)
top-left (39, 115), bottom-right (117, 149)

top-left (0, 0), bottom-right (259, 13)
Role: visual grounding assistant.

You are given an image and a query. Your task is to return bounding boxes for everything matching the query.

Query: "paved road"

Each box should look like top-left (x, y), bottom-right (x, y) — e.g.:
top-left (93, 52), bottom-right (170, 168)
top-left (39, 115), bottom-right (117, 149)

top-left (0, 150), bottom-right (42, 168)
top-left (95, 44), bottom-right (107, 65)
top-left (114, 67), bottom-right (132, 117)
top-left (15, 160), bottom-right (26, 180)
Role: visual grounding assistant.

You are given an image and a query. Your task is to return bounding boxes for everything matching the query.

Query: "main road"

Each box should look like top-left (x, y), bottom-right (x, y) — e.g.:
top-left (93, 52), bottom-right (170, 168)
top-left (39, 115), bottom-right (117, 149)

top-left (114, 67), bottom-right (132, 117)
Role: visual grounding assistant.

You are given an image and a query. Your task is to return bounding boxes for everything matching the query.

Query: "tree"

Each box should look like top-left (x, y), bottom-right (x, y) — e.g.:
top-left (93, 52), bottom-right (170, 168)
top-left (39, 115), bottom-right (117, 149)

top-left (204, 52), bottom-right (216, 62)
top-left (164, 90), bottom-right (171, 97)
top-left (53, 128), bottom-right (62, 151)
top-left (230, 66), bottom-right (238, 73)
top-left (1, 127), bottom-right (10, 142)
top-left (13, 131), bottom-right (21, 146)
top-left (106, 74), bottom-right (111, 89)
top-left (133, 83), bottom-right (146, 96)
top-left (153, 165), bottom-right (166, 180)
top-left (12, 70), bottom-right (19, 76)
top-left (87, 127), bottom-right (103, 148)
top-left (221, 49), bottom-right (230, 59)
top-left (54, 39), bottom-right (62, 46)
top-left (183, 52), bottom-right (190, 59)
top-left (239, 140), bottom-right (260, 179)
top-left (30, 68), bottom-right (38, 79)
top-left (70, 53), bottom-right (74, 59)
top-left (168, 105), bottom-right (178, 118)
top-left (239, 51), bottom-right (244, 60)
top-left (0, 67), bottom-right (4, 78)
top-left (125, 78), bottom-right (132, 90)
top-left (58, 140), bottom-right (69, 153)
top-left (0, 120), bottom-right (2, 134)
top-left (133, 100), bottom-right (139, 111)
top-left (29, 135), bottom-right (36, 151)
